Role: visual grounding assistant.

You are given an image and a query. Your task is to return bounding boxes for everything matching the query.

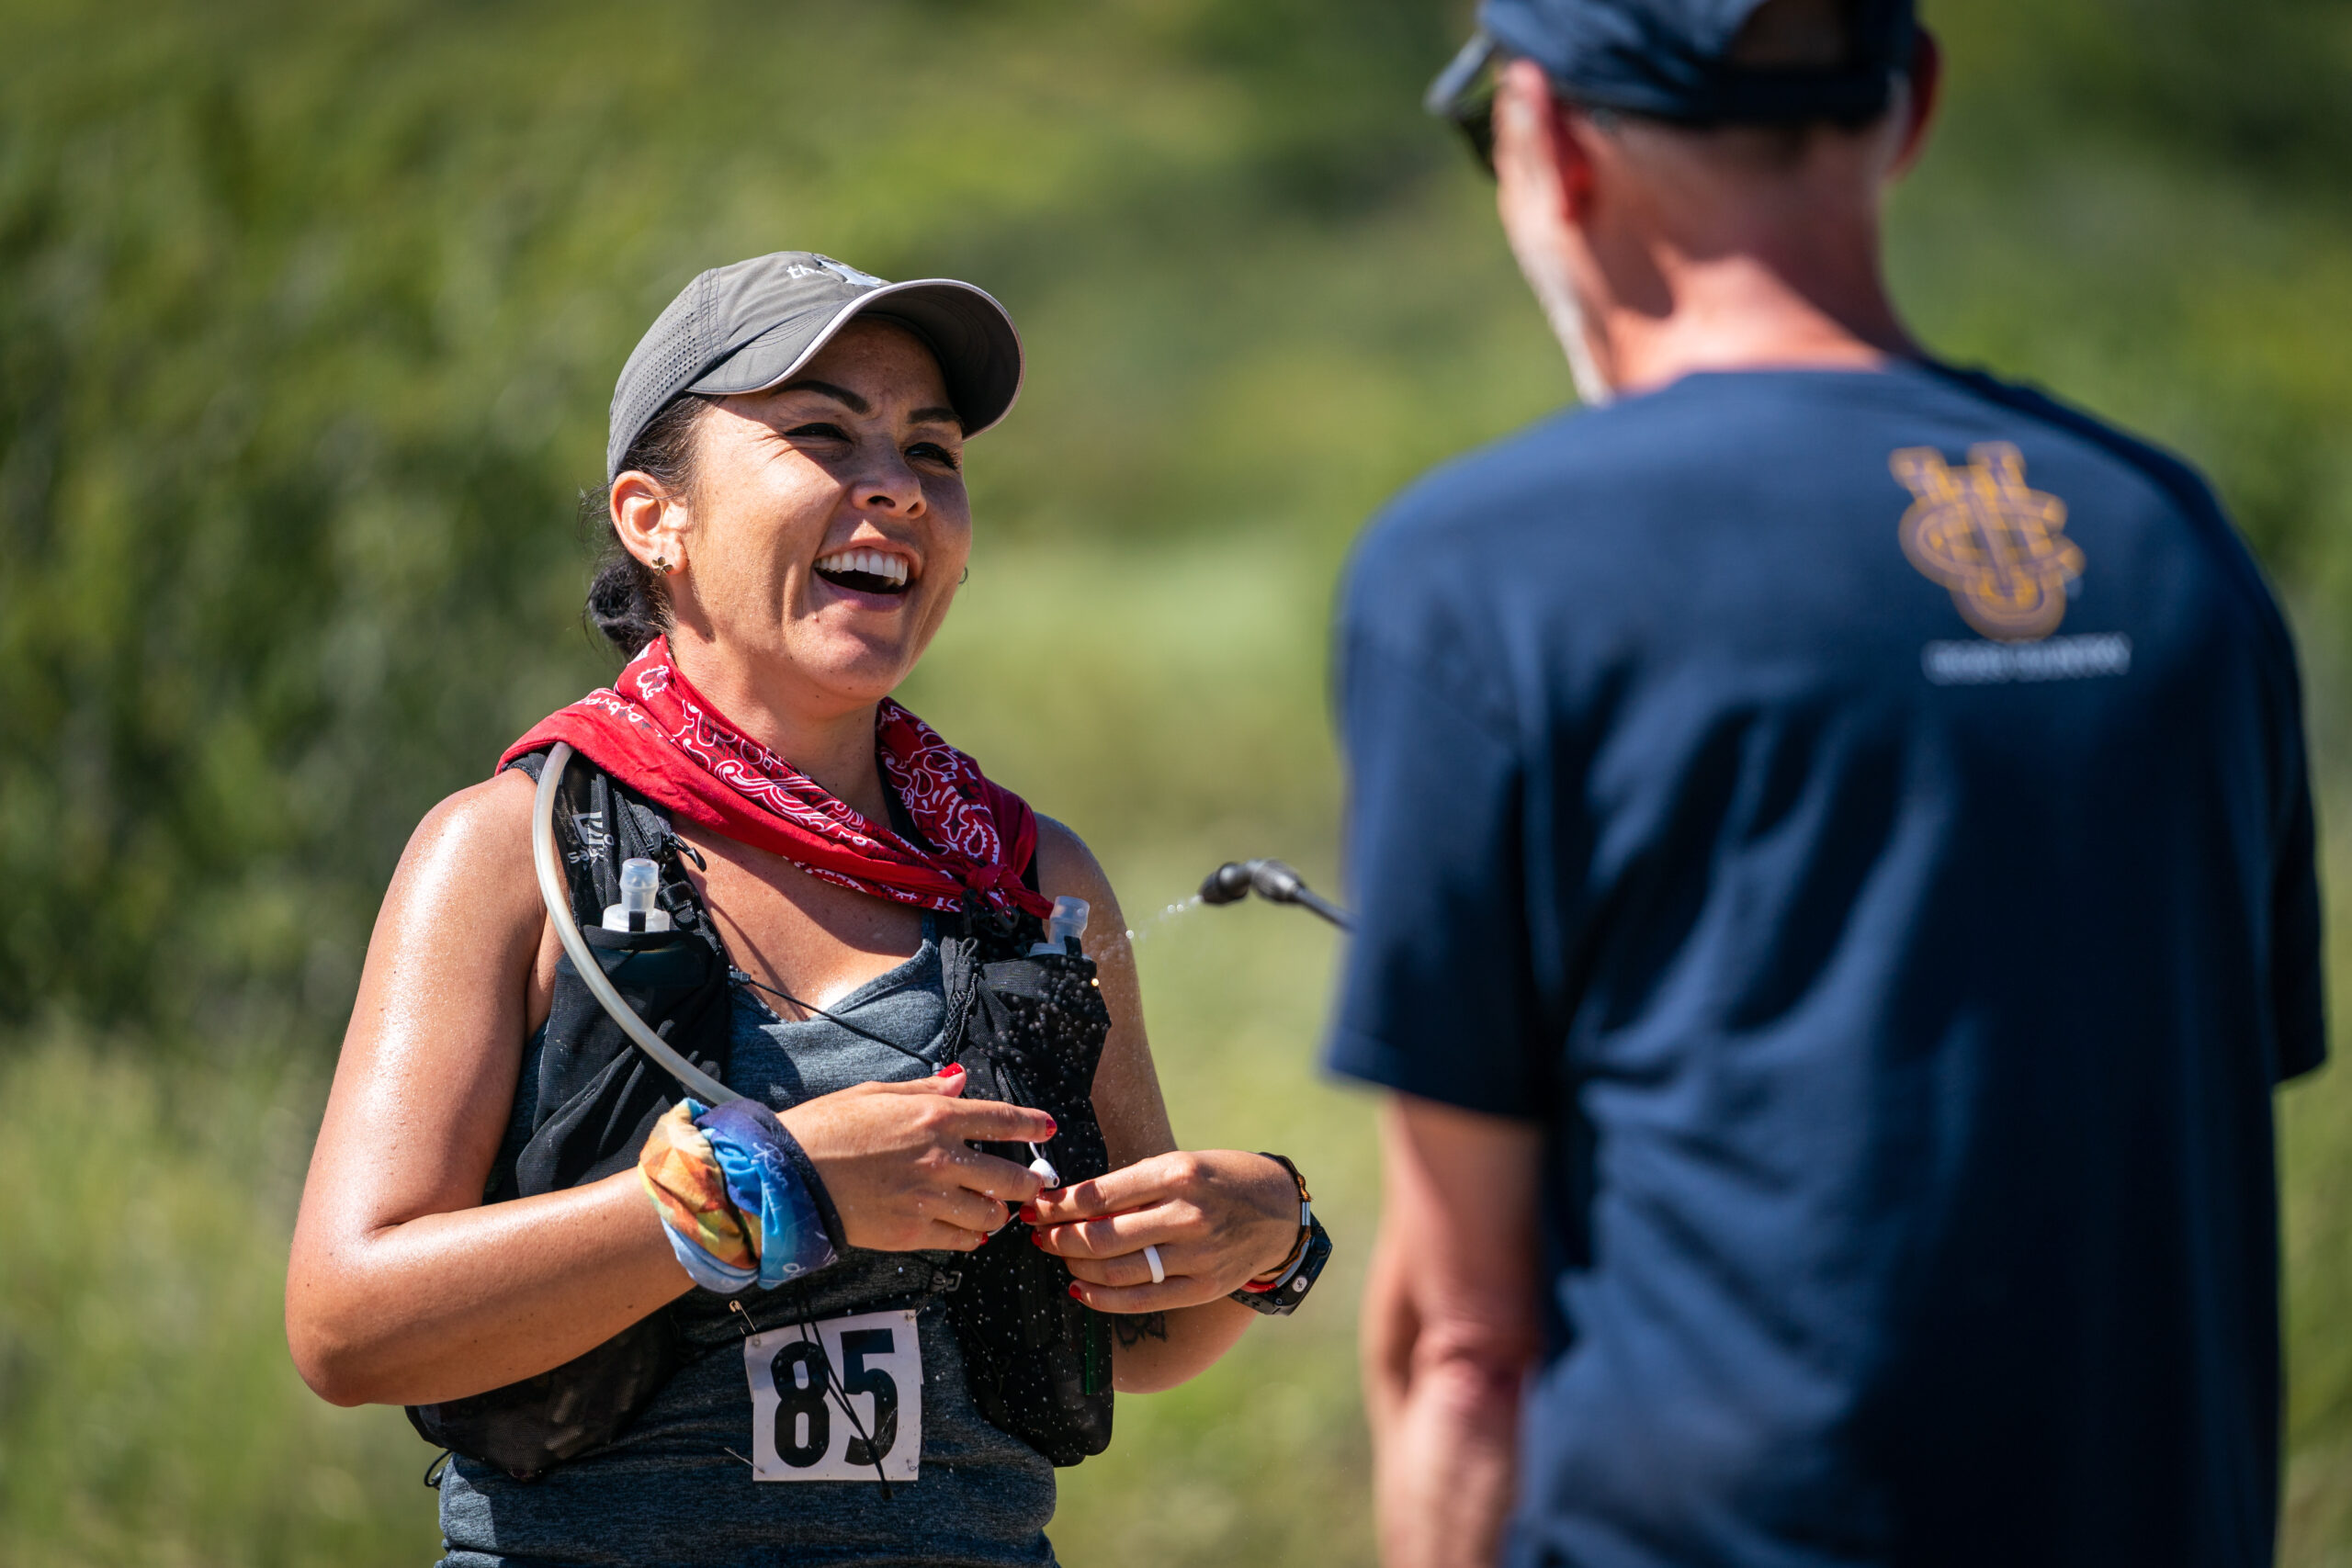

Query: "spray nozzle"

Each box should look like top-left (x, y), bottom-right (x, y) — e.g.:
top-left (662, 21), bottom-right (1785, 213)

top-left (1200, 862), bottom-right (1255, 906)
top-left (1028, 896), bottom-right (1090, 957)
top-left (602, 857), bottom-right (673, 933)
top-left (1197, 859), bottom-right (1353, 931)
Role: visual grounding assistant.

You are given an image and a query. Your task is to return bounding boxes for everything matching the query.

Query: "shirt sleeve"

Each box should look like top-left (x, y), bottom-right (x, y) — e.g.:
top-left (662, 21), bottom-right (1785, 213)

top-left (2271, 714), bottom-right (2327, 1084)
top-left (1323, 626), bottom-right (1551, 1120)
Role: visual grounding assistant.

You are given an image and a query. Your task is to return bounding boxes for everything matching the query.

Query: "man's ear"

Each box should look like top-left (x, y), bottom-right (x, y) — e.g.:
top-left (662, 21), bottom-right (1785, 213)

top-left (1888, 27), bottom-right (1942, 179)
top-left (1494, 59), bottom-right (1599, 229)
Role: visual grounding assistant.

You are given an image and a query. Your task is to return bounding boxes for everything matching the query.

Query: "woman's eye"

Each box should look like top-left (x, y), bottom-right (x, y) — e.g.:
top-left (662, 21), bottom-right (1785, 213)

top-left (909, 442), bottom-right (961, 471)
top-left (786, 423), bottom-right (851, 443)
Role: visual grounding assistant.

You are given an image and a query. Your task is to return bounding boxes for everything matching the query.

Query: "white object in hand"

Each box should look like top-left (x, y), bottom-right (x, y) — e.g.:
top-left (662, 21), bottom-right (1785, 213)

top-left (602, 857), bottom-right (673, 932)
top-left (1143, 1244), bottom-right (1165, 1285)
top-left (1027, 1146), bottom-right (1060, 1188)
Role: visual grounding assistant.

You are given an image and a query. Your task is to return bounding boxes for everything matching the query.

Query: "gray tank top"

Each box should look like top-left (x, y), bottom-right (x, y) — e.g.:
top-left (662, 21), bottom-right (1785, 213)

top-left (436, 918), bottom-right (1059, 1567)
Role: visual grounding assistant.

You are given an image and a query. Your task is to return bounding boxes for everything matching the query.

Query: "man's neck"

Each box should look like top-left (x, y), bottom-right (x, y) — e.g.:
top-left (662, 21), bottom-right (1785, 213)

top-left (1585, 220), bottom-right (1920, 399)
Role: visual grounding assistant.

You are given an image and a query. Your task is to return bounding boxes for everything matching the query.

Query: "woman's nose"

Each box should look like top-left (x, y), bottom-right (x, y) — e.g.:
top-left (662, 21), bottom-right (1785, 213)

top-left (855, 450), bottom-right (925, 517)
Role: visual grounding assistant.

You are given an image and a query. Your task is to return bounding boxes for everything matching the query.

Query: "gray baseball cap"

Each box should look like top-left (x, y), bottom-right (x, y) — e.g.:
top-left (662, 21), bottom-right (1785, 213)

top-left (605, 251), bottom-right (1024, 481)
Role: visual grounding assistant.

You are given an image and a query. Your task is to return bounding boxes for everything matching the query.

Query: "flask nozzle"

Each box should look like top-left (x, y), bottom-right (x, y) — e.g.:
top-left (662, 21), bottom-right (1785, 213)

top-left (1029, 896), bottom-right (1090, 956)
top-left (602, 857), bottom-right (673, 933)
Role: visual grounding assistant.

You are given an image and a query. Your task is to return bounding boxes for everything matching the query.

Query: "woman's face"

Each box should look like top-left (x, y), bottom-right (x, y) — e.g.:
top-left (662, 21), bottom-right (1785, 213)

top-left (627, 318), bottom-right (973, 716)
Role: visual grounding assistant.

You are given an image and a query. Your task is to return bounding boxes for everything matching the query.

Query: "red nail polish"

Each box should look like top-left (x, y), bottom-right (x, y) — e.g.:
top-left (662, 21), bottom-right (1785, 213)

top-left (1067, 1283), bottom-right (1083, 1300)
top-left (934, 1062), bottom-right (964, 1078)
top-left (1030, 1231), bottom-right (1046, 1247)
top-left (1018, 1203), bottom-right (1038, 1223)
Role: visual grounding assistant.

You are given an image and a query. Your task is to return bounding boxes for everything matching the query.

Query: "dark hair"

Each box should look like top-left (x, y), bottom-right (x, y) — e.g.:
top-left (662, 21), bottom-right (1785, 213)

top-left (583, 394), bottom-right (714, 659)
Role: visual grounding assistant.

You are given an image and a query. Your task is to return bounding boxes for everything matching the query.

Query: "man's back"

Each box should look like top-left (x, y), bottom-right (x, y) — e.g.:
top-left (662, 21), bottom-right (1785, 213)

top-left (1330, 363), bottom-right (2324, 1565)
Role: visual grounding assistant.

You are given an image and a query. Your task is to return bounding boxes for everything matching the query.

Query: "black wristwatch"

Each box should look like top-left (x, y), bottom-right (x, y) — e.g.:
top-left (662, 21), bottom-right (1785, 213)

top-left (1229, 1153), bottom-right (1332, 1317)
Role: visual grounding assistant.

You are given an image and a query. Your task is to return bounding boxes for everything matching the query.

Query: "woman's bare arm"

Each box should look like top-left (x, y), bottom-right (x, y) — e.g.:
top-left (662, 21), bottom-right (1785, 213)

top-left (286, 769), bottom-right (688, 1406)
top-left (1030, 818), bottom-right (1301, 1393)
top-left (287, 771), bottom-right (1054, 1408)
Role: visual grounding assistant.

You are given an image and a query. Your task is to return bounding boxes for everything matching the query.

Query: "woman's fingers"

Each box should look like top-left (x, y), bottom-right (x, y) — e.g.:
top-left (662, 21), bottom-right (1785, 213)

top-left (1060, 1247), bottom-right (1183, 1289)
top-left (918, 1218), bottom-right (1001, 1251)
top-left (933, 1096), bottom-right (1060, 1148)
top-left (1026, 1148), bottom-right (1303, 1296)
top-left (781, 1073), bottom-right (1055, 1252)
top-left (940, 1141), bottom-right (1048, 1203)
top-left (1064, 1276), bottom-right (1194, 1314)
top-left (855, 1071), bottom-right (1062, 1147)
top-left (1025, 1153), bottom-right (1197, 1225)
top-left (1030, 1203), bottom-right (1186, 1261)
top-left (924, 1181), bottom-right (1013, 1237)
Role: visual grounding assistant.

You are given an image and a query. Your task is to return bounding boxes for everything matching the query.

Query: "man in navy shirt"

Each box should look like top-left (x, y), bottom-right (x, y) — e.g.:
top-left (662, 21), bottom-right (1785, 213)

top-left (1328, 3), bottom-right (2327, 1565)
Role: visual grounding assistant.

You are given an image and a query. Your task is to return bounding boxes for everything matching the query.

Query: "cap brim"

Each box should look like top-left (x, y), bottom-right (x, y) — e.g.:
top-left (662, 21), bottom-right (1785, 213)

top-left (687, 278), bottom-right (1024, 436)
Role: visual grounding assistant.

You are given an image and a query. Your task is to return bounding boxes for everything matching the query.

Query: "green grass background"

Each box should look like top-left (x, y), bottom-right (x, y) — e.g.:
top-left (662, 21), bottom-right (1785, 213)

top-left (3, 0), bottom-right (2351, 1562)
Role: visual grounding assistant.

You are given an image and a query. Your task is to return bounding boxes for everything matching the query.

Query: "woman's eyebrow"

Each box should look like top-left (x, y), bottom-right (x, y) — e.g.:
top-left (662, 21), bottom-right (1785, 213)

top-left (775, 378), bottom-right (870, 413)
top-left (773, 380), bottom-right (959, 431)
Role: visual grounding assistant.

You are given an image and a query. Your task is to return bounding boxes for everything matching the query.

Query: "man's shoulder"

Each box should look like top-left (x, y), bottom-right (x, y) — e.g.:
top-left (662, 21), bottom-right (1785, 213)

top-left (1935, 364), bottom-right (2300, 682)
top-left (1344, 400), bottom-right (1648, 609)
top-left (1922, 363), bottom-right (2228, 524)
top-left (1361, 399), bottom-right (1672, 541)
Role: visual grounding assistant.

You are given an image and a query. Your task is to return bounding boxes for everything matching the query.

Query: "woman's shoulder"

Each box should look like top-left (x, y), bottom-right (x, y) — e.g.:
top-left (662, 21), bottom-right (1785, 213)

top-left (415, 766), bottom-right (537, 851)
top-left (386, 767), bottom-right (541, 915)
top-left (1030, 814), bottom-right (1123, 925)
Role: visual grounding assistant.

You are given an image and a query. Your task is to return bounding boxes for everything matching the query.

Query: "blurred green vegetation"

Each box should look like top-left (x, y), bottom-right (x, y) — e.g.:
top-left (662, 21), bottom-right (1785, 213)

top-left (1, 0), bottom-right (2348, 1562)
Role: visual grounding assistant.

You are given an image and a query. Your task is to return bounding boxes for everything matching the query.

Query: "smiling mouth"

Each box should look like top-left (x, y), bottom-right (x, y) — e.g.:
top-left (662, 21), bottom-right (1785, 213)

top-left (812, 548), bottom-right (914, 597)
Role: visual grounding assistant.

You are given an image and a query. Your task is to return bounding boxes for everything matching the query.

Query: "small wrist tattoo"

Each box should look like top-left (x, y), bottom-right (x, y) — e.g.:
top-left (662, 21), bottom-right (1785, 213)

top-left (1114, 1311), bottom-right (1170, 1347)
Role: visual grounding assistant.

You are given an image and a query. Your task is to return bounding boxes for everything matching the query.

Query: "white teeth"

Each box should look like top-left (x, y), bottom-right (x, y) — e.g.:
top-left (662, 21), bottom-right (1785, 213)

top-left (816, 549), bottom-right (910, 587)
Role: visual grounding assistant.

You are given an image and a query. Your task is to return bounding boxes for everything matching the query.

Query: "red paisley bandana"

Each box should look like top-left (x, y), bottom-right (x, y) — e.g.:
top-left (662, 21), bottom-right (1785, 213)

top-left (501, 637), bottom-right (1053, 919)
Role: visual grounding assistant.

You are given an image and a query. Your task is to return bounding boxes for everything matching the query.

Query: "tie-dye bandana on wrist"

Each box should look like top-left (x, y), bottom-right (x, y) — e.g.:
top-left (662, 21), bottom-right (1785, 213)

top-left (639, 1098), bottom-right (841, 1293)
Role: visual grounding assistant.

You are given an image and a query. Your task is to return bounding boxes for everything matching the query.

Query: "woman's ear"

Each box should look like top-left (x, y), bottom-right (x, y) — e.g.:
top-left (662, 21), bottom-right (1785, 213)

top-left (611, 471), bottom-right (685, 574)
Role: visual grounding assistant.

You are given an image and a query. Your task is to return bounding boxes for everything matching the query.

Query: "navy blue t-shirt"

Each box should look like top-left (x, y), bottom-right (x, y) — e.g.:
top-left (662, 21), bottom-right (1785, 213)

top-left (1326, 362), bottom-right (2325, 1568)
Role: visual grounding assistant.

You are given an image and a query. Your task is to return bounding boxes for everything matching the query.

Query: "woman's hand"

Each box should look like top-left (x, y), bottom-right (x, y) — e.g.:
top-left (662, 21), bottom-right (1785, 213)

top-left (1026, 1150), bottom-right (1301, 1312)
top-left (779, 1065), bottom-right (1055, 1253)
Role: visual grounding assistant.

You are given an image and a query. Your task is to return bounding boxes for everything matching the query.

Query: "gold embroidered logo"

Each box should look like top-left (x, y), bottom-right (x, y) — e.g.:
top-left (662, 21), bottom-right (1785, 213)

top-left (1891, 443), bottom-right (2081, 642)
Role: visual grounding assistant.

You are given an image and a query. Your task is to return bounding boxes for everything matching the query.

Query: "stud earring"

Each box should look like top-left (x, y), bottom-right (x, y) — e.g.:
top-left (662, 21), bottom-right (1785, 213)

top-left (650, 554), bottom-right (673, 575)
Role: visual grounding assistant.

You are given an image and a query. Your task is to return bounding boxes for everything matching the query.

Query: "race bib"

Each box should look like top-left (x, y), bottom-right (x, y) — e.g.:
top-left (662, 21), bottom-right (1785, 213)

top-left (742, 1307), bottom-right (922, 1482)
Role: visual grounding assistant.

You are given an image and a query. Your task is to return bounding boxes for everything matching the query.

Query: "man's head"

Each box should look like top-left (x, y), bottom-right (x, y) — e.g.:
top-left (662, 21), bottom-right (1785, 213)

top-left (1435, 0), bottom-right (1941, 402)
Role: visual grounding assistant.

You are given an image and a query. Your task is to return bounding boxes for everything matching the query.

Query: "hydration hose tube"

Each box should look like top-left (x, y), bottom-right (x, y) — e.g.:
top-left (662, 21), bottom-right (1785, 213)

top-left (533, 741), bottom-right (741, 1106)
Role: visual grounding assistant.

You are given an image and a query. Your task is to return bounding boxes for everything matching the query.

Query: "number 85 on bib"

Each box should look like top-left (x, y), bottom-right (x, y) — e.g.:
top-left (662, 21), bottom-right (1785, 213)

top-left (744, 1308), bottom-right (923, 1482)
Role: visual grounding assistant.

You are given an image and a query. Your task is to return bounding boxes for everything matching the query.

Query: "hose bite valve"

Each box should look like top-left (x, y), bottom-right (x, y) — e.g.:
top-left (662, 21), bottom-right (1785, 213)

top-left (1198, 859), bottom-right (1354, 931)
top-left (603, 858), bottom-right (672, 932)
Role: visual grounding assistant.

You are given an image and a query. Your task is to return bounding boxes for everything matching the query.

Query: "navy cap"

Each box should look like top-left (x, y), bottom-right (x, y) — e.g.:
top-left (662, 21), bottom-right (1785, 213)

top-left (606, 251), bottom-right (1023, 482)
top-left (1479, 0), bottom-right (1917, 123)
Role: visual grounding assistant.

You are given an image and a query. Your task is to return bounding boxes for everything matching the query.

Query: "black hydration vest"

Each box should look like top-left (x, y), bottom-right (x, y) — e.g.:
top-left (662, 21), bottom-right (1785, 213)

top-left (406, 753), bottom-right (1117, 1478)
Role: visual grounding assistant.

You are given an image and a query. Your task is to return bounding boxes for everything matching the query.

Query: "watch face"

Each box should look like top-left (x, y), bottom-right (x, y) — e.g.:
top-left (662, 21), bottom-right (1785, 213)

top-left (1232, 1216), bottom-right (1332, 1316)
top-left (1286, 1221), bottom-right (1333, 1299)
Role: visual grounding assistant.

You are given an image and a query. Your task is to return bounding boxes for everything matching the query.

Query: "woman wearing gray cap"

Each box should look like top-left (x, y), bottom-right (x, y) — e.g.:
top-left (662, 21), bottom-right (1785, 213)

top-left (286, 253), bottom-right (1332, 1565)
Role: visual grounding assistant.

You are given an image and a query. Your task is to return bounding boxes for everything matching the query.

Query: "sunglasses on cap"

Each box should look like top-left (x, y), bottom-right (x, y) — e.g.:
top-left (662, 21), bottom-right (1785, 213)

top-left (1423, 30), bottom-right (1503, 176)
